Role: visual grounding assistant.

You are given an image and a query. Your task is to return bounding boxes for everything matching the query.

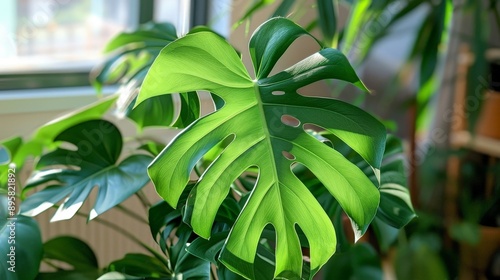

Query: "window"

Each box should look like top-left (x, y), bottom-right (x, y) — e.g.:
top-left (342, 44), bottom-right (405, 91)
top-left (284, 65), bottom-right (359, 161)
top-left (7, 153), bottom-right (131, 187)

top-left (0, 0), bottom-right (207, 90)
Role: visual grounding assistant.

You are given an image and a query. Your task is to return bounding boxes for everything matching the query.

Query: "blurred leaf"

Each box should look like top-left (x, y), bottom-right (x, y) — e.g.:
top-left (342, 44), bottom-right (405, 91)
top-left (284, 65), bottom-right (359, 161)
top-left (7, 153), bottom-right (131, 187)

top-left (465, 0), bottom-right (489, 131)
top-left (371, 217), bottom-right (399, 252)
top-left (43, 236), bottom-right (98, 271)
top-left (233, 0), bottom-right (276, 29)
top-left (92, 22), bottom-right (199, 130)
top-left (317, 0), bottom-right (337, 47)
top-left (36, 270), bottom-right (100, 280)
top-left (342, 0), bottom-right (371, 55)
top-left (272, 0), bottom-right (296, 17)
top-left (107, 254), bottom-right (170, 278)
top-left (138, 141), bottom-right (165, 157)
top-left (0, 146), bottom-right (9, 165)
top-left (97, 272), bottom-right (141, 280)
top-left (0, 213), bottom-right (42, 280)
top-left (395, 236), bottom-right (448, 280)
top-left (415, 0), bottom-right (453, 131)
top-left (21, 120), bottom-right (152, 221)
top-left (449, 221), bottom-right (480, 245)
top-left (320, 242), bottom-right (383, 280)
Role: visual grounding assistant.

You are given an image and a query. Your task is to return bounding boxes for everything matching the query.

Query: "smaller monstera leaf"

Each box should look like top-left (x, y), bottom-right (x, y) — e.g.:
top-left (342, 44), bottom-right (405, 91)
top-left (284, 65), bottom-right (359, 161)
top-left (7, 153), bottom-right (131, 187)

top-left (148, 200), bottom-right (210, 279)
top-left (21, 120), bottom-right (152, 221)
top-left (322, 133), bottom-right (416, 251)
top-left (137, 18), bottom-right (386, 279)
top-left (92, 22), bottom-right (200, 130)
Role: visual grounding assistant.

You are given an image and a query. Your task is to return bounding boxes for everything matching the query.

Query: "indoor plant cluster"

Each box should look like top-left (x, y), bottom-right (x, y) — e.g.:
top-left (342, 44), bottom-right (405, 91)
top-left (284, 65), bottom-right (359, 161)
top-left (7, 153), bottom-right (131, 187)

top-left (0, 17), bottom-right (415, 280)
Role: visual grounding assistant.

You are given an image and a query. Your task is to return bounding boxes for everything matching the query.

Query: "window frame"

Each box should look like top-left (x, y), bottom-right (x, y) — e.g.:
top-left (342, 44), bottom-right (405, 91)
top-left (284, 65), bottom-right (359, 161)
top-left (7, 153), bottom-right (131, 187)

top-left (0, 0), bottom-right (207, 91)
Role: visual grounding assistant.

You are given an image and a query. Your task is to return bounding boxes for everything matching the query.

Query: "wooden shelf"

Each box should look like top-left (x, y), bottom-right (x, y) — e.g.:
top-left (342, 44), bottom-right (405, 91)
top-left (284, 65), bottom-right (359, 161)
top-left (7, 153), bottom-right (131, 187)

top-left (450, 130), bottom-right (500, 158)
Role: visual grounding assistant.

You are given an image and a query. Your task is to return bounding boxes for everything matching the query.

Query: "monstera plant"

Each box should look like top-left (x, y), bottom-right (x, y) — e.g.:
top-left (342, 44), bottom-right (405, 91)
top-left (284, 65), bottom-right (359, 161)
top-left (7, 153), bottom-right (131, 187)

top-left (135, 17), bottom-right (411, 279)
top-left (0, 17), bottom-right (414, 280)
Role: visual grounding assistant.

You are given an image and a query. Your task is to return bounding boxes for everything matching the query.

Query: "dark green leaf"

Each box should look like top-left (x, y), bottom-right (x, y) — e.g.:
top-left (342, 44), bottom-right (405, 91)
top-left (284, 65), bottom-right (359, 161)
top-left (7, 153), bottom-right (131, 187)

top-left (21, 120), bottom-right (152, 221)
top-left (107, 254), bottom-right (170, 278)
top-left (449, 221), bottom-right (480, 245)
top-left (272, 0), bottom-right (296, 17)
top-left (126, 95), bottom-right (175, 129)
top-left (33, 95), bottom-right (118, 146)
top-left (317, 0), bottom-right (337, 46)
top-left (43, 236), bottom-right (98, 271)
top-left (36, 270), bottom-right (100, 280)
top-left (395, 236), bottom-right (448, 280)
top-left (0, 213), bottom-right (42, 280)
top-left (321, 243), bottom-right (383, 280)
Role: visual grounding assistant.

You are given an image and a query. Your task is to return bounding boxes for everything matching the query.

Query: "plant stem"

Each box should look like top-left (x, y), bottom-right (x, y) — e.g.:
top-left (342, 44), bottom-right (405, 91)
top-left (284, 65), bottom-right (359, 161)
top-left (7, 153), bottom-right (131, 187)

top-left (52, 206), bottom-right (171, 270)
top-left (115, 204), bottom-right (148, 224)
top-left (136, 190), bottom-right (152, 209)
top-left (210, 264), bottom-right (218, 280)
top-left (42, 259), bottom-right (64, 270)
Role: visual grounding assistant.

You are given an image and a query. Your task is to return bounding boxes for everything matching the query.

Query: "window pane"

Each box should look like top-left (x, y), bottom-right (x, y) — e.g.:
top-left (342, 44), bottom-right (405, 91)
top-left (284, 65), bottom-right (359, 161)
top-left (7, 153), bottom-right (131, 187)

top-left (0, 0), bottom-right (138, 73)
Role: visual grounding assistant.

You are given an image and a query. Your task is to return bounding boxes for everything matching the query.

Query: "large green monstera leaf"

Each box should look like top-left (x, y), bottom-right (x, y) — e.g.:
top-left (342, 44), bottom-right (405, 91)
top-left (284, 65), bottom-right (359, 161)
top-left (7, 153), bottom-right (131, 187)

top-left (136, 18), bottom-right (386, 279)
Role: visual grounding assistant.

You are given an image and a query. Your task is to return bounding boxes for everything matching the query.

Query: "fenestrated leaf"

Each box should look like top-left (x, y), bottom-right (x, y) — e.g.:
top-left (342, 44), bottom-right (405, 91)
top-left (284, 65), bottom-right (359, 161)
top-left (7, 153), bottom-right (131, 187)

top-left (21, 120), bottom-right (152, 221)
top-left (148, 199), bottom-right (210, 279)
top-left (0, 212), bottom-right (42, 280)
top-left (137, 18), bottom-right (385, 279)
top-left (375, 136), bottom-right (416, 228)
top-left (0, 95), bottom-right (118, 191)
top-left (91, 22), bottom-right (200, 130)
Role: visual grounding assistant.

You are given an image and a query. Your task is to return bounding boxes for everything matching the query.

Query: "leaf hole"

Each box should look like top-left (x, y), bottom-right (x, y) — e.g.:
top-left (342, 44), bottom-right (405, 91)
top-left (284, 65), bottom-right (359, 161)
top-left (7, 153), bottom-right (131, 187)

top-left (281, 115), bottom-right (300, 127)
top-left (272, 91), bottom-right (285, 96)
top-left (192, 134), bottom-right (235, 179)
top-left (282, 151), bottom-right (296, 161)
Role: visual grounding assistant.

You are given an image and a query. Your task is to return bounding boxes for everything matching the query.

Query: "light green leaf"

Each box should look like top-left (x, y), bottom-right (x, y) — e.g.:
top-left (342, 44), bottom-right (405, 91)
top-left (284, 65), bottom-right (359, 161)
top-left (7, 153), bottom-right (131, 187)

top-left (33, 94), bottom-right (118, 146)
top-left (137, 18), bottom-right (385, 279)
top-left (21, 120), bottom-right (152, 221)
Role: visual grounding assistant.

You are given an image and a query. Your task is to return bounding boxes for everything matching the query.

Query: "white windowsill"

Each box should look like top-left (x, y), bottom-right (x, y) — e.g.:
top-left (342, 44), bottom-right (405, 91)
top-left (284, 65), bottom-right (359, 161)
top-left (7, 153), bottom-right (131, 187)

top-left (0, 86), bottom-right (117, 115)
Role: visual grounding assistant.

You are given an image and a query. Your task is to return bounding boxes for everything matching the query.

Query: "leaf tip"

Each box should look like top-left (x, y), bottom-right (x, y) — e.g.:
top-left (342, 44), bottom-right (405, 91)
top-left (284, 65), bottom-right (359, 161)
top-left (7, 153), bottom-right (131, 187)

top-left (354, 80), bottom-right (370, 93)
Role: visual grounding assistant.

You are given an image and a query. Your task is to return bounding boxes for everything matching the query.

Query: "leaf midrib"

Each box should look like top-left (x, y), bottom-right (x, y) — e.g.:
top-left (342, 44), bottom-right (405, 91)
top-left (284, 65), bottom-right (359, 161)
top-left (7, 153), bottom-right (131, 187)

top-left (168, 102), bottom-right (258, 190)
top-left (252, 82), bottom-right (287, 240)
top-left (60, 159), bottom-right (132, 191)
